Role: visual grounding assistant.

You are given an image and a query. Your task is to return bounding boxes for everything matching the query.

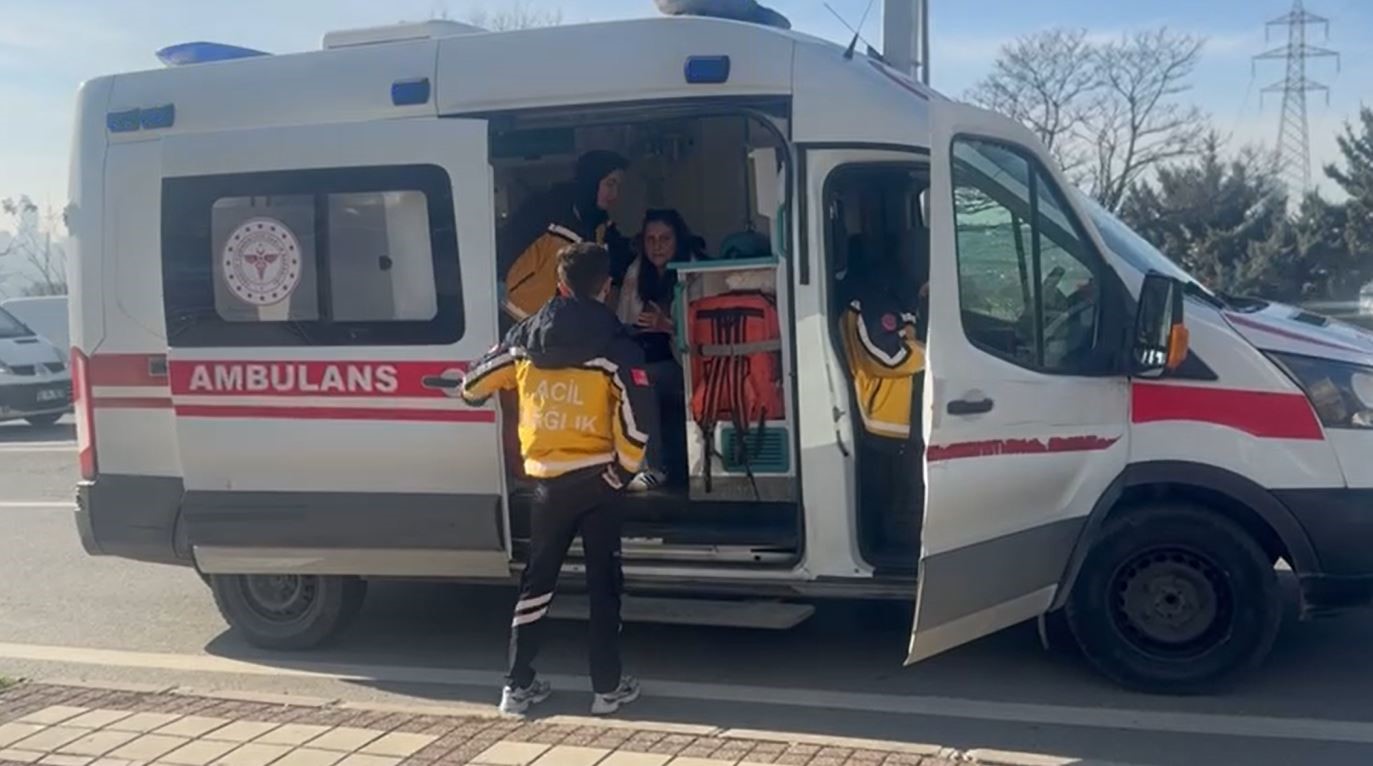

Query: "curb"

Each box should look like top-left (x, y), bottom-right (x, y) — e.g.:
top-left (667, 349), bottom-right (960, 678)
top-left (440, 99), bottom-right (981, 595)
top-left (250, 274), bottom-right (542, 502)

top-left (719, 729), bottom-right (946, 757)
top-left (174, 687), bottom-right (336, 707)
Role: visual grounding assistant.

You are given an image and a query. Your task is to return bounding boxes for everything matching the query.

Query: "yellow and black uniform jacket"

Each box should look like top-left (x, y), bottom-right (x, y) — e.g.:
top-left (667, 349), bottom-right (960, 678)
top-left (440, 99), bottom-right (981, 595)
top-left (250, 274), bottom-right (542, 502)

top-left (503, 212), bottom-right (618, 320)
top-left (462, 296), bottom-right (660, 484)
top-left (841, 297), bottom-right (926, 440)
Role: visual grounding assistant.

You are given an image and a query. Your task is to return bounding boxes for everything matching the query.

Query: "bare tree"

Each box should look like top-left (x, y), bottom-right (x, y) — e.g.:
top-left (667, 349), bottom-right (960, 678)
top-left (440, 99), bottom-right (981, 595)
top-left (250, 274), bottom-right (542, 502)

top-left (0, 196), bottom-right (68, 297)
top-left (1088, 28), bottom-right (1207, 212)
top-left (432, 1), bottom-right (562, 30)
top-left (968, 27), bottom-right (1208, 212)
top-left (966, 29), bottom-right (1097, 176)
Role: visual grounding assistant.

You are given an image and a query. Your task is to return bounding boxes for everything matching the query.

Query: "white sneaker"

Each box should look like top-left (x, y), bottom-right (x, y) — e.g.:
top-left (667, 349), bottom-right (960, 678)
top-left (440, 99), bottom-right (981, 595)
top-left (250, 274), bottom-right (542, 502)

top-left (500, 678), bottom-right (552, 716)
top-left (626, 471), bottom-right (665, 493)
top-left (590, 676), bottom-right (640, 715)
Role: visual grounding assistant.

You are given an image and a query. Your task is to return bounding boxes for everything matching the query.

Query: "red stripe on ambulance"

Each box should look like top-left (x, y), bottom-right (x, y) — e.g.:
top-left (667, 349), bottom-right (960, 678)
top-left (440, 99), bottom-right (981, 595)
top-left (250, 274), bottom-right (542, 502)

top-left (927, 435), bottom-right (1119, 462)
top-left (172, 404), bottom-right (495, 423)
top-left (168, 360), bottom-right (467, 398)
top-left (89, 353), bottom-right (167, 387)
top-left (1131, 382), bottom-right (1323, 440)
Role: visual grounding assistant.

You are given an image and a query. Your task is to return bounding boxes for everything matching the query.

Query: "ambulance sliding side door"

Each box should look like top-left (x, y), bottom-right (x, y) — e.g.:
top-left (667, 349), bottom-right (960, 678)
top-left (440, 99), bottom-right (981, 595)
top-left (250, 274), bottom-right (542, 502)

top-left (910, 103), bottom-right (1131, 662)
top-left (158, 118), bottom-right (509, 578)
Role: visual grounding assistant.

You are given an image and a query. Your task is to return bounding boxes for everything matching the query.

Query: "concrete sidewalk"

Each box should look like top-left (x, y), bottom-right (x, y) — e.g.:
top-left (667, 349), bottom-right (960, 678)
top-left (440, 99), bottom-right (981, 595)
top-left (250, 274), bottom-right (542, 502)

top-left (0, 682), bottom-right (1115, 766)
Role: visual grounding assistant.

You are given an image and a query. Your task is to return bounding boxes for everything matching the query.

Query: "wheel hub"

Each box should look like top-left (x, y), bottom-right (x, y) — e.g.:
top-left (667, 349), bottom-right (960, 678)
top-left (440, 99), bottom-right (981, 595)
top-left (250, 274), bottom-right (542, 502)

top-left (1112, 548), bottom-right (1230, 654)
top-left (242, 575), bottom-right (317, 622)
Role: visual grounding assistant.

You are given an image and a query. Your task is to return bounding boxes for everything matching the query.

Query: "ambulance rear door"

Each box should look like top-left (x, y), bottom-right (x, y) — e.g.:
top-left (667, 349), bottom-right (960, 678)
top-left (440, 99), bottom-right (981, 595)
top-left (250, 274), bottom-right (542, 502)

top-left (158, 118), bottom-right (509, 578)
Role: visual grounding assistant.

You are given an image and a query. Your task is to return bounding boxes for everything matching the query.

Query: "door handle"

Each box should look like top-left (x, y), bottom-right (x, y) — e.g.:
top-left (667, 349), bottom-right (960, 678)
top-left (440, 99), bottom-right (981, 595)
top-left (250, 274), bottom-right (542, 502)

top-left (422, 369), bottom-right (465, 398)
top-left (947, 397), bottom-right (994, 416)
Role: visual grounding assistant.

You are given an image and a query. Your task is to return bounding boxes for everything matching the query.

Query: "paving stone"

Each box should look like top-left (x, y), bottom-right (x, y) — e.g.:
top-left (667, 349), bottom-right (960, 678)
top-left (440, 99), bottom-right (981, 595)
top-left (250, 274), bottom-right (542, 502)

top-left (358, 734), bottom-right (437, 759)
top-left (155, 718), bottom-right (232, 739)
top-left (255, 726), bottom-right (333, 747)
top-left (334, 756), bottom-right (401, 766)
top-left (470, 742), bottom-right (550, 765)
top-left (0, 750), bottom-right (44, 764)
top-left (529, 746), bottom-right (610, 766)
top-left (160, 739), bottom-right (241, 766)
top-left (37, 755), bottom-right (92, 766)
top-left (271, 748), bottom-right (347, 766)
top-left (307, 729), bottom-right (387, 754)
top-left (16, 710), bottom-right (89, 728)
top-left (106, 733), bottom-right (189, 761)
top-left (61, 712), bottom-right (134, 732)
top-left (596, 754), bottom-right (670, 766)
top-left (104, 713), bottom-right (182, 734)
top-left (212, 742), bottom-right (293, 766)
top-left (0, 726), bottom-right (47, 749)
top-left (55, 731), bottom-right (139, 758)
top-left (12, 728), bottom-right (94, 753)
top-left (202, 722), bottom-right (281, 743)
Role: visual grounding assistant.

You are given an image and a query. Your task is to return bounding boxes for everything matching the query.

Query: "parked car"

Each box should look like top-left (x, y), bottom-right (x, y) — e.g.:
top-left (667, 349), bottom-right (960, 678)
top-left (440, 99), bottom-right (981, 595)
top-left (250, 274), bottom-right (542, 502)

top-left (1, 295), bottom-right (70, 351)
top-left (0, 304), bottom-right (73, 426)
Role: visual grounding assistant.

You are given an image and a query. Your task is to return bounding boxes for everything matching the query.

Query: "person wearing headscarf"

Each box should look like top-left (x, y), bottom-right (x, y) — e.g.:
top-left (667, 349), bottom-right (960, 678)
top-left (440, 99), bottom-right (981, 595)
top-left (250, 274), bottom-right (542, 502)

top-left (502, 151), bottom-right (630, 320)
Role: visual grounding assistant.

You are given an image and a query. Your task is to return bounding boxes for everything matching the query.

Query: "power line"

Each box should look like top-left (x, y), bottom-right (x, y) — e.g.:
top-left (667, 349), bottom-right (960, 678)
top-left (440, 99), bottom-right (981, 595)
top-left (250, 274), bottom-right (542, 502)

top-left (1253, 0), bottom-right (1341, 196)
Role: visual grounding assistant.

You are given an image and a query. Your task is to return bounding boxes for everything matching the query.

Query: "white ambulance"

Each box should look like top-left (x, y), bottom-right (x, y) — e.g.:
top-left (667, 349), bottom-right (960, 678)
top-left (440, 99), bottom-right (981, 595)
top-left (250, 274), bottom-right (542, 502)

top-left (68, 11), bottom-right (1373, 692)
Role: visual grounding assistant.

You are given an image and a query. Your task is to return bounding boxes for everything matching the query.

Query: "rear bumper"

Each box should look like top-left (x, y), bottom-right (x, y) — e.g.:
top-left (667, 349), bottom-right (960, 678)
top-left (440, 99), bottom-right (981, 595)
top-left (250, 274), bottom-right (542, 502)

top-left (76, 475), bottom-right (189, 566)
top-left (1276, 488), bottom-right (1373, 615)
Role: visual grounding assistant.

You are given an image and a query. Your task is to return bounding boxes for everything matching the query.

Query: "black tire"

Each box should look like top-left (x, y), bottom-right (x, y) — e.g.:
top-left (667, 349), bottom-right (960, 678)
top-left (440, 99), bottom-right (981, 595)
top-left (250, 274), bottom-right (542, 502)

top-left (209, 574), bottom-right (367, 650)
top-left (1065, 503), bottom-right (1281, 693)
top-left (26, 413), bottom-right (63, 427)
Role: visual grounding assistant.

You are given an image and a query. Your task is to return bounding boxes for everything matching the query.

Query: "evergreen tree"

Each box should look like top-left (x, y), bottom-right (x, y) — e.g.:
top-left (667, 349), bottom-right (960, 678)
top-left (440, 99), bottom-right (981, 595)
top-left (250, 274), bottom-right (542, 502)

top-left (1325, 108), bottom-right (1373, 287)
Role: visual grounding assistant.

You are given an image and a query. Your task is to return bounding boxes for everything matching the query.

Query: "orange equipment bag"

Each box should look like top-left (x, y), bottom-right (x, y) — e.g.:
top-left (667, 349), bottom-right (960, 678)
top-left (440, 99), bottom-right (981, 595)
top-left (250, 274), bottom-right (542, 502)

top-left (687, 291), bottom-right (784, 492)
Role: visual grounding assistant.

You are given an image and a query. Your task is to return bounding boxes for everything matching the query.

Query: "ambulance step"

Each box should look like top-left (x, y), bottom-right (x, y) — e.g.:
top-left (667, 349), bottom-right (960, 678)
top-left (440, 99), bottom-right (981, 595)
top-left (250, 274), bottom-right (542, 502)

top-left (547, 596), bottom-right (814, 629)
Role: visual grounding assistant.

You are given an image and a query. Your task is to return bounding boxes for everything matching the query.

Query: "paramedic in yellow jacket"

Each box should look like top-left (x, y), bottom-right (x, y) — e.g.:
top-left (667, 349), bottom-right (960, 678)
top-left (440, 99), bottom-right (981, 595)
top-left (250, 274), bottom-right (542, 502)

top-left (840, 277), bottom-right (926, 441)
top-left (501, 151), bottom-right (630, 320)
top-left (463, 242), bottom-right (657, 717)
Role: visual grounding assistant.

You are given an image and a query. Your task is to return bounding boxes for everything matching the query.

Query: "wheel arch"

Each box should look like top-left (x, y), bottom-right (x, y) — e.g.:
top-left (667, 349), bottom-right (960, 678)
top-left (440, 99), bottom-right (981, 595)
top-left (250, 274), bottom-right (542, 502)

top-left (1049, 460), bottom-right (1319, 611)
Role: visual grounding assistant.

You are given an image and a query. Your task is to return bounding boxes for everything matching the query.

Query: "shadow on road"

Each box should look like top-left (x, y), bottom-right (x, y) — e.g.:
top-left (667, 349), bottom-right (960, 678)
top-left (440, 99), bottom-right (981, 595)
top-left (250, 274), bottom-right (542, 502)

top-left (194, 574), bottom-right (1373, 765)
top-left (0, 421), bottom-right (75, 443)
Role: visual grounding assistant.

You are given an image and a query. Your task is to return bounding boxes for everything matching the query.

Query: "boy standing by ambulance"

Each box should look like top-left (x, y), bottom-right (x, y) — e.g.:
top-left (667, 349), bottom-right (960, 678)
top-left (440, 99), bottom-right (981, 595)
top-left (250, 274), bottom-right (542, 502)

top-left (462, 243), bottom-right (658, 716)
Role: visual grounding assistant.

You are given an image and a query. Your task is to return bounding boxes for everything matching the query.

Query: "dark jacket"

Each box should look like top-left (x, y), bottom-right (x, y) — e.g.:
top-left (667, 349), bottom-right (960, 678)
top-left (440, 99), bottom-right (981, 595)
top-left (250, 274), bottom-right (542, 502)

top-left (463, 296), bottom-right (661, 484)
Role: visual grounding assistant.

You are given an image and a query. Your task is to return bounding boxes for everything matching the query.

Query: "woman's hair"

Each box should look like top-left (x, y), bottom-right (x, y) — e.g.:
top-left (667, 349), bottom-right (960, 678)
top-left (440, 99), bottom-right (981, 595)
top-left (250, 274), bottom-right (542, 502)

top-left (640, 208), bottom-right (705, 263)
top-left (632, 208), bottom-right (702, 307)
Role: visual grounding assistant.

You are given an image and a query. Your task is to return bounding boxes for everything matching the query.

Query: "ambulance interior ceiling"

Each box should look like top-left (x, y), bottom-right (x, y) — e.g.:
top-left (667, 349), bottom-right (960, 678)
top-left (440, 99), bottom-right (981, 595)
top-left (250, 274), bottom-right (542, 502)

top-left (492, 110), bottom-right (788, 255)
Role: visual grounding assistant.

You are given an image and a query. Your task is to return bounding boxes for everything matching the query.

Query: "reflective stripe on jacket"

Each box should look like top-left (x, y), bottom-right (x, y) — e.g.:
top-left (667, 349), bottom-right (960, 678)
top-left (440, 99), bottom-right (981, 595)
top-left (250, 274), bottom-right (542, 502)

top-left (461, 296), bottom-right (658, 481)
top-left (840, 300), bottom-right (925, 439)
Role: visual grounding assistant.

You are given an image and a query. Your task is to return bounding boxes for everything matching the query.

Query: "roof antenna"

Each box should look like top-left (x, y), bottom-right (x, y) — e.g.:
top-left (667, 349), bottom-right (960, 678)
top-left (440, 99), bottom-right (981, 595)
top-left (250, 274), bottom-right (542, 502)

top-left (824, 2), bottom-right (875, 56)
top-left (842, 0), bottom-right (879, 60)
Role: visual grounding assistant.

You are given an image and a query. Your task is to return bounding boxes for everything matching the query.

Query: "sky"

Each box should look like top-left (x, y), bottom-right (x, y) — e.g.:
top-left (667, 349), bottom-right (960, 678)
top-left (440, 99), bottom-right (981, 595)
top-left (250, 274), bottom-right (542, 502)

top-left (0, 0), bottom-right (1369, 215)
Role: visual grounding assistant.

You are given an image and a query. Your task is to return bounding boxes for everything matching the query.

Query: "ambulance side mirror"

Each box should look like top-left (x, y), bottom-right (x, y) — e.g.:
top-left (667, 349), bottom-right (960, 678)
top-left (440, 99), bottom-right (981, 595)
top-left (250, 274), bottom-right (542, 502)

top-left (1132, 273), bottom-right (1188, 378)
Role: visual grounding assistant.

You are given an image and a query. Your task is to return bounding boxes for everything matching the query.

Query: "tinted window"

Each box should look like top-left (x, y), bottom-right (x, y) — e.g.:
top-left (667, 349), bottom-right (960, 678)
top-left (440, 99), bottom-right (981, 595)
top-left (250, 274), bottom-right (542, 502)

top-left (952, 138), bottom-right (1106, 373)
top-left (0, 308), bottom-right (32, 339)
top-left (163, 165), bottom-right (460, 348)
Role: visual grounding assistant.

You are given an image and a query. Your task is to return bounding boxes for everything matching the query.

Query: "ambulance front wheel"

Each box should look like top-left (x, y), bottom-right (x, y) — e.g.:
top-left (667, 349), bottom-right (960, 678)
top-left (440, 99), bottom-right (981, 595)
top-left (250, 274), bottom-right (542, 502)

top-left (210, 574), bottom-right (368, 650)
top-left (1065, 503), bottom-right (1282, 694)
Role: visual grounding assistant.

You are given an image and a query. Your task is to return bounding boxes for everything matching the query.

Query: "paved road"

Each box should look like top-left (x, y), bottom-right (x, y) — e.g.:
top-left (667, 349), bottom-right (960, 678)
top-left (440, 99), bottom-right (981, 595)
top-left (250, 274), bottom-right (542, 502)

top-left (2, 421), bottom-right (1372, 765)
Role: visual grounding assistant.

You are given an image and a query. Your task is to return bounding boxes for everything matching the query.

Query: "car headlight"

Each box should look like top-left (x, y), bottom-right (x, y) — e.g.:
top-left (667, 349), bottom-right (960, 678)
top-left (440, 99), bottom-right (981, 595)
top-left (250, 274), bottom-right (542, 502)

top-left (1269, 352), bottom-right (1373, 429)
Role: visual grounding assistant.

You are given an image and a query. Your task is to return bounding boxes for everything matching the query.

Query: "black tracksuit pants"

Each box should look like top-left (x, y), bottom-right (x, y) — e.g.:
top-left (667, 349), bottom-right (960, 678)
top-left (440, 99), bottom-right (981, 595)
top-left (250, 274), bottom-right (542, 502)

top-left (508, 465), bottom-right (624, 694)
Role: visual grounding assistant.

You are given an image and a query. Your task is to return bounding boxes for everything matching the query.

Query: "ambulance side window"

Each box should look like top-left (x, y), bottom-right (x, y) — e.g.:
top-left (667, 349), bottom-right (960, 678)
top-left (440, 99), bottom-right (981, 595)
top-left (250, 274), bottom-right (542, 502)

top-left (951, 138), bottom-right (1107, 374)
top-left (162, 164), bottom-right (461, 347)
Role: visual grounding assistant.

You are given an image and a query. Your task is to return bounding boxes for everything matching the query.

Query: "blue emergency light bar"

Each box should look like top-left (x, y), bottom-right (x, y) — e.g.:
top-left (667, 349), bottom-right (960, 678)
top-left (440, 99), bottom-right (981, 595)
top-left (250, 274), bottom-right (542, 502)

top-left (685, 55), bottom-right (731, 84)
top-left (156, 41), bottom-right (270, 67)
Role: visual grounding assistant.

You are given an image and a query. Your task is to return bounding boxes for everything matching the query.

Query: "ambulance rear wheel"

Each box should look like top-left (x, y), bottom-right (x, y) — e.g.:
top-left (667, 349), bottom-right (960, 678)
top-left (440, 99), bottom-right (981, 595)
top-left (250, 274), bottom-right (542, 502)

top-left (210, 574), bottom-right (367, 650)
top-left (1065, 503), bottom-right (1281, 693)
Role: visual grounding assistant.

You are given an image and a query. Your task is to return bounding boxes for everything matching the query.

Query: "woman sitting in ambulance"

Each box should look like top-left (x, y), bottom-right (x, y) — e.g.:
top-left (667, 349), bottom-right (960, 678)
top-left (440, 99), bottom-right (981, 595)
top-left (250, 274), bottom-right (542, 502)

top-left (613, 209), bottom-right (703, 491)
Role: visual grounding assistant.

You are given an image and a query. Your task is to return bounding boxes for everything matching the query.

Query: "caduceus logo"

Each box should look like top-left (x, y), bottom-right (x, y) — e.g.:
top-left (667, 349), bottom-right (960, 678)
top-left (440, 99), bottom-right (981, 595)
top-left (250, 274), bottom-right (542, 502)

top-left (222, 217), bottom-right (304, 306)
